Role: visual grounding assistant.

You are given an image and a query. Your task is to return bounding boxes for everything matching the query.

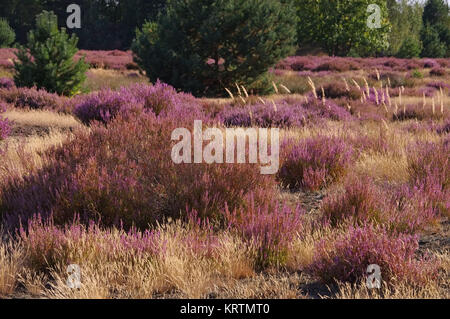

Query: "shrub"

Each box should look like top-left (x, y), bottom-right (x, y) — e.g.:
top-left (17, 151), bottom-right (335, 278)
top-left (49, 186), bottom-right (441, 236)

top-left (219, 100), bottom-right (307, 128)
top-left (392, 107), bottom-right (424, 121)
top-left (321, 176), bottom-right (385, 227)
top-left (0, 18), bottom-right (15, 48)
top-left (1, 113), bottom-right (277, 230)
top-left (406, 140), bottom-right (449, 218)
top-left (410, 69), bottom-right (424, 79)
top-left (308, 224), bottom-right (439, 285)
top-left (396, 36), bottom-right (422, 58)
top-left (420, 24), bottom-right (446, 58)
top-left (224, 196), bottom-right (305, 269)
top-left (132, 0), bottom-right (297, 96)
top-left (0, 77), bottom-right (14, 89)
top-left (316, 83), bottom-right (361, 100)
top-left (75, 82), bottom-right (202, 125)
top-left (302, 95), bottom-right (352, 121)
top-left (74, 88), bottom-right (143, 124)
top-left (313, 60), bottom-right (356, 72)
top-left (0, 86), bottom-right (73, 112)
top-left (430, 67), bottom-right (446, 76)
top-left (0, 102), bottom-right (10, 140)
top-left (14, 11), bottom-right (88, 96)
top-left (279, 136), bottom-right (354, 191)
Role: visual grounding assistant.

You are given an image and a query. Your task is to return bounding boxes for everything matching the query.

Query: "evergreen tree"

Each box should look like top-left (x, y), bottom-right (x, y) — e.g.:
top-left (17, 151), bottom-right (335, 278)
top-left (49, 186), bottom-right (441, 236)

top-left (13, 11), bottom-right (88, 96)
top-left (421, 0), bottom-right (450, 57)
top-left (387, 0), bottom-right (423, 56)
top-left (396, 35), bottom-right (423, 58)
top-left (296, 0), bottom-right (391, 56)
top-left (420, 23), bottom-right (447, 57)
top-left (132, 0), bottom-right (297, 97)
top-left (0, 17), bottom-right (15, 47)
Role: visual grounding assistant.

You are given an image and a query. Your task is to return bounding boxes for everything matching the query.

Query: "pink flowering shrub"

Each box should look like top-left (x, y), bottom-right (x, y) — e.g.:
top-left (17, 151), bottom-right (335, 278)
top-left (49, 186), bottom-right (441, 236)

top-left (224, 195), bottom-right (305, 269)
top-left (275, 56), bottom-right (449, 73)
top-left (321, 176), bottom-right (385, 227)
top-left (75, 82), bottom-right (202, 124)
top-left (220, 95), bottom-right (351, 129)
top-left (74, 88), bottom-right (143, 124)
top-left (0, 102), bottom-right (10, 141)
top-left (279, 136), bottom-right (354, 191)
top-left (321, 172), bottom-right (441, 234)
top-left (75, 50), bottom-right (136, 70)
top-left (0, 86), bottom-right (73, 113)
top-left (0, 48), bottom-right (16, 68)
top-left (406, 141), bottom-right (449, 218)
top-left (19, 215), bottom-right (217, 272)
top-left (308, 224), bottom-right (439, 285)
top-left (1, 114), bottom-right (276, 230)
top-left (429, 67), bottom-right (446, 77)
top-left (316, 83), bottom-right (361, 100)
top-left (0, 77), bottom-right (14, 89)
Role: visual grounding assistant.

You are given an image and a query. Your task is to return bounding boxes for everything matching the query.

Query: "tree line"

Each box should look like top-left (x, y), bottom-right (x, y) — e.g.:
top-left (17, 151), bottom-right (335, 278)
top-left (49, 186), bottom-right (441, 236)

top-left (1, 0), bottom-right (449, 57)
top-left (3, 0), bottom-right (450, 98)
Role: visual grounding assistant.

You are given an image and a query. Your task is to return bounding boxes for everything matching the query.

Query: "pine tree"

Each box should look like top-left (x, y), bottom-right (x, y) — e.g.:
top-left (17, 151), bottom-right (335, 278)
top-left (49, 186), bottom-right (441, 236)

top-left (132, 0), bottom-right (297, 97)
top-left (0, 18), bottom-right (15, 48)
top-left (13, 11), bottom-right (88, 96)
top-left (421, 0), bottom-right (450, 57)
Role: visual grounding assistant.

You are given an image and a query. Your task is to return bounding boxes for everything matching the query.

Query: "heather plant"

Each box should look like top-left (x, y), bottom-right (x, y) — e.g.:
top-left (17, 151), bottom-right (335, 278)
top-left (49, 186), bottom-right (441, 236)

top-left (74, 88), bottom-right (144, 124)
top-left (279, 136), bottom-right (354, 191)
top-left (1, 113), bottom-right (277, 230)
top-left (75, 82), bottom-right (203, 125)
top-left (429, 67), bottom-right (446, 76)
top-left (313, 61), bottom-right (357, 73)
top-left (406, 140), bottom-right (449, 218)
top-left (220, 100), bottom-right (307, 128)
top-left (14, 11), bottom-right (88, 96)
top-left (302, 95), bottom-right (352, 121)
top-left (316, 83), bottom-right (361, 100)
top-left (0, 102), bottom-right (10, 141)
top-left (0, 86), bottom-right (73, 113)
top-left (321, 176), bottom-right (385, 227)
top-left (76, 50), bottom-right (136, 70)
top-left (308, 224), bottom-right (439, 285)
top-left (132, 0), bottom-right (297, 96)
top-left (224, 196), bottom-right (305, 269)
top-left (0, 77), bottom-right (14, 89)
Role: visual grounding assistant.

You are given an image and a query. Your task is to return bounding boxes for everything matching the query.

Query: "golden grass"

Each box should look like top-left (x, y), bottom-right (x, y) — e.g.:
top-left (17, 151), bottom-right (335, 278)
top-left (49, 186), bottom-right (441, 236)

top-left (83, 68), bottom-right (148, 92)
top-left (354, 151), bottom-right (409, 183)
top-left (4, 108), bottom-right (81, 129)
top-left (0, 130), bottom-right (76, 186)
top-left (0, 241), bottom-right (23, 297)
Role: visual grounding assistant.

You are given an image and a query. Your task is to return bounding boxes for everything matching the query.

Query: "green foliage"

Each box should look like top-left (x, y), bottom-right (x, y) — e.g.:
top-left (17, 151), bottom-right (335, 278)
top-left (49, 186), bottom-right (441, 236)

top-left (420, 23), bottom-right (447, 57)
top-left (296, 0), bottom-right (391, 56)
top-left (387, 0), bottom-right (423, 56)
top-left (13, 11), bottom-right (88, 96)
top-left (411, 69), bottom-right (424, 79)
top-left (132, 0), bottom-right (297, 97)
top-left (420, 0), bottom-right (450, 57)
top-left (423, 0), bottom-right (449, 26)
top-left (0, 0), bottom-right (167, 50)
top-left (396, 36), bottom-right (423, 58)
top-left (0, 18), bottom-right (15, 47)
